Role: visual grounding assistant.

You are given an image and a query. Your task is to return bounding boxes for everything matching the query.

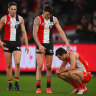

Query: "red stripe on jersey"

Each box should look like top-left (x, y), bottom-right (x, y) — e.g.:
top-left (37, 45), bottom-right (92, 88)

top-left (78, 54), bottom-right (90, 72)
top-left (4, 15), bottom-right (10, 41)
top-left (38, 15), bottom-right (44, 43)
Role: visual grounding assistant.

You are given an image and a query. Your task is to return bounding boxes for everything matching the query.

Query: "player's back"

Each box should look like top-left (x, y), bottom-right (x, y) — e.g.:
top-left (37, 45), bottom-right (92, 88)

top-left (76, 53), bottom-right (90, 72)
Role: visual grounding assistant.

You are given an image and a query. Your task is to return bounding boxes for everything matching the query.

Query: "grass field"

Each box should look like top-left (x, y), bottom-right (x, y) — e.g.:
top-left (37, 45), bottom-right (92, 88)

top-left (0, 74), bottom-right (96, 96)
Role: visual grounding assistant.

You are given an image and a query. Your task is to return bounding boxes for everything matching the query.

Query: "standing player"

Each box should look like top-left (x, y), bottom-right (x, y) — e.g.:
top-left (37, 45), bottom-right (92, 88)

top-left (33, 4), bottom-right (70, 93)
top-left (0, 2), bottom-right (29, 91)
top-left (55, 47), bottom-right (91, 94)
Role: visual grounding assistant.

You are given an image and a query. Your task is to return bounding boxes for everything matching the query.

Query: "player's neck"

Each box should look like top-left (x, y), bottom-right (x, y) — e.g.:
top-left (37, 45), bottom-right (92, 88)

top-left (9, 14), bottom-right (16, 18)
top-left (42, 14), bottom-right (49, 20)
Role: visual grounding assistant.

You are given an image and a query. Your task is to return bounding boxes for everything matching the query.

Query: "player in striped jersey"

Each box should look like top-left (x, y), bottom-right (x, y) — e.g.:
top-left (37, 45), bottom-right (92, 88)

top-left (0, 2), bottom-right (29, 91)
top-left (56, 47), bottom-right (91, 94)
top-left (33, 4), bottom-right (70, 93)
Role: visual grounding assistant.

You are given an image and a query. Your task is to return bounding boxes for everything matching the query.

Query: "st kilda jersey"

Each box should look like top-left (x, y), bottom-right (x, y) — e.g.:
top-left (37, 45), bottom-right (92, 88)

top-left (3, 14), bottom-right (21, 42)
top-left (37, 15), bottom-right (54, 44)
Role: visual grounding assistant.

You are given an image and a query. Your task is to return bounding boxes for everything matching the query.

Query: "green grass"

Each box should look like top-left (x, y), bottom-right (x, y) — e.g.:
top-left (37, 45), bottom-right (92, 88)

top-left (0, 74), bottom-right (96, 96)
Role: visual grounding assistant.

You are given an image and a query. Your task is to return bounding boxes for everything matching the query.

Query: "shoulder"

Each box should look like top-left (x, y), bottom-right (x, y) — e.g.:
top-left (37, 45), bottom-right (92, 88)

top-left (70, 51), bottom-right (75, 57)
top-left (0, 15), bottom-right (6, 21)
top-left (53, 16), bottom-right (59, 24)
top-left (34, 16), bottom-right (41, 24)
top-left (18, 15), bottom-right (24, 22)
top-left (70, 51), bottom-right (78, 59)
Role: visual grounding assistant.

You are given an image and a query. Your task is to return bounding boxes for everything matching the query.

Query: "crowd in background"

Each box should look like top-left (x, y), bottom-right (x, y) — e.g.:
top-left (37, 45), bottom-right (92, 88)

top-left (0, 0), bottom-right (96, 44)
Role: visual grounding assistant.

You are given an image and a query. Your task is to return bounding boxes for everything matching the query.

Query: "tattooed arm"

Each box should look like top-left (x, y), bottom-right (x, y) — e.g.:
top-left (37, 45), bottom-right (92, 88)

top-left (33, 16), bottom-right (46, 53)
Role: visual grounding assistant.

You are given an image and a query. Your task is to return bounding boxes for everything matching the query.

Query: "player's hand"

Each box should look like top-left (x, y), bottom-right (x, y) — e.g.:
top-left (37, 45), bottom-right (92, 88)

top-left (0, 41), bottom-right (6, 50)
top-left (56, 69), bottom-right (61, 74)
top-left (38, 44), bottom-right (46, 53)
top-left (66, 43), bottom-right (70, 51)
top-left (25, 45), bottom-right (29, 54)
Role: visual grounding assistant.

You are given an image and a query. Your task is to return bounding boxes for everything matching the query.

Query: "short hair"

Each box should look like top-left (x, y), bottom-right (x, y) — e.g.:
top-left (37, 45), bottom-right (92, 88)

top-left (8, 2), bottom-right (17, 8)
top-left (43, 4), bottom-right (53, 14)
top-left (55, 47), bottom-right (67, 56)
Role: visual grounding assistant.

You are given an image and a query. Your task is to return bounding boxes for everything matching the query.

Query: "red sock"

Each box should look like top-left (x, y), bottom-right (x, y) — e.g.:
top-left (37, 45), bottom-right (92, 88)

top-left (36, 82), bottom-right (41, 88)
top-left (47, 80), bottom-right (51, 88)
top-left (70, 81), bottom-right (79, 88)
top-left (78, 82), bottom-right (85, 89)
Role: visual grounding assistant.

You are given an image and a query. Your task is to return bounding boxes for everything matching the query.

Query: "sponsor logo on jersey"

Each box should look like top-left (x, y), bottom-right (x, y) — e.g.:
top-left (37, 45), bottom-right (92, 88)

top-left (7, 22), bottom-right (11, 24)
top-left (41, 23), bottom-right (46, 25)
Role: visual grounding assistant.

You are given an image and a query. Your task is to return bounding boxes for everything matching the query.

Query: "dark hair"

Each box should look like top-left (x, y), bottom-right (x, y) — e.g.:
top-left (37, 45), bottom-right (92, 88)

top-left (8, 2), bottom-right (17, 8)
top-left (55, 47), bottom-right (67, 56)
top-left (43, 4), bottom-right (53, 14)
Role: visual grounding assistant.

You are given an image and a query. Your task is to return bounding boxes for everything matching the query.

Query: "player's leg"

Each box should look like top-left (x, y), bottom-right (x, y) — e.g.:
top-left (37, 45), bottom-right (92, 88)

top-left (68, 70), bottom-right (87, 94)
top-left (13, 51), bottom-right (21, 91)
top-left (56, 71), bottom-right (79, 93)
top-left (36, 53), bottom-right (45, 93)
top-left (4, 52), bottom-right (13, 90)
top-left (45, 55), bottom-right (53, 93)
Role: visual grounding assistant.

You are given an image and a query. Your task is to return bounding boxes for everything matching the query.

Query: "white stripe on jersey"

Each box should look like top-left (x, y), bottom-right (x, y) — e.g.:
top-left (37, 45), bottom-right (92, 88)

top-left (76, 60), bottom-right (86, 72)
top-left (43, 19), bottom-right (50, 43)
top-left (10, 17), bottom-right (16, 41)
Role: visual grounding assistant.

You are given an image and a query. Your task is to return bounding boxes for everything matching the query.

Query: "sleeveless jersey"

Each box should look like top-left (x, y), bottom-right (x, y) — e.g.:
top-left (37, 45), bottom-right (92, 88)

top-left (4, 14), bottom-right (21, 42)
top-left (37, 15), bottom-right (54, 43)
top-left (68, 50), bottom-right (90, 72)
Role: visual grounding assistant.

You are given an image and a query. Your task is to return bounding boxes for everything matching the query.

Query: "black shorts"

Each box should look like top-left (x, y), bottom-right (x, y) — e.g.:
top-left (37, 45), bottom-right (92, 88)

top-left (36, 43), bottom-right (54, 55)
top-left (3, 40), bottom-right (21, 53)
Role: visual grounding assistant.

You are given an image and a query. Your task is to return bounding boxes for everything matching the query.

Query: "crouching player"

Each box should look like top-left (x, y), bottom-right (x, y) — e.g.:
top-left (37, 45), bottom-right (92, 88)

top-left (55, 47), bottom-right (91, 94)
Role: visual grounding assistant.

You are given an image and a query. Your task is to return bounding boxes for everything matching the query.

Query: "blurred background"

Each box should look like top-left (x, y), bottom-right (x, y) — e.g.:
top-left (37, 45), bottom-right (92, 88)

top-left (0, 0), bottom-right (96, 95)
top-left (0, 0), bottom-right (96, 74)
top-left (0, 0), bottom-right (96, 44)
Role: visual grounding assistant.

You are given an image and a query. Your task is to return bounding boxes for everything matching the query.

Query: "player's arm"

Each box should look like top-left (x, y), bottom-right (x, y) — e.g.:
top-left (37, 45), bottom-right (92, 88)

top-left (61, 53), bottom-right (76, 72)
top-left (56, 59), bottom-right (68, 74)
top-left (54, 17), bottom-right (70, 50)
top-left (20, 16), bottom-right (29, 53)
top-left (33, 17), bottom-right (46, 53)
top-left (0, 16), bottom-right (6, 49)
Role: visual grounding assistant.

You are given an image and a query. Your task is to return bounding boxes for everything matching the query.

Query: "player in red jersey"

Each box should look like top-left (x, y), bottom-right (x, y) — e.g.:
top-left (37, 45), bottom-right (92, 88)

top-left (33, 4), bottom-right (70, 93)
top-left (0, 2), bottom-right (29, 91)
top-left (55, 47), bottom-right (91, 94)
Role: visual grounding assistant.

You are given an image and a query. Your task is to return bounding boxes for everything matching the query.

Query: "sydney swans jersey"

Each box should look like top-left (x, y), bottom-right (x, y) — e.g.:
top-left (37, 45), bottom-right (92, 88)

top-left (76, 54), bottom-right (90, 72)
top-left (38, 15), bottom-right (54, 43)
top-left (4, 14), bottom-right (21, 42)
top-left (68, 50), bottom-right (90, 72)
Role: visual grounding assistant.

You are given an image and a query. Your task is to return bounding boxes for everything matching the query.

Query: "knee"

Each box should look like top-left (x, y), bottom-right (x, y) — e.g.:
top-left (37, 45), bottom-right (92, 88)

top-left (15, 61), bottom-right (20, 67)
top-left (56, 73), bottom-right (61, 78)
top-left (7, 63), bottom-right (12, 69)
top-left (68, 70), bottom-right (74, 78)
top-left (56, 69), bottom-right (60, 75)
top-left (46, 64), bottom-right (51, 70)
top-left (37, 63), bottom-right (43, 71)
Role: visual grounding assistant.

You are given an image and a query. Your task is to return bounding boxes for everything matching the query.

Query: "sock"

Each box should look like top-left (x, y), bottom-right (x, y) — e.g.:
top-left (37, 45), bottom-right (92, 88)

top-left (70, 81), bottom-right (79, 88)
top-left (47, 80), bottom-right (51, 88)
top-left (36, 82), bottom-right (41, 89)
top-left (15, 77), bottom-right (19, 85)
top-left (8, 79), bottom-right (12, 86)
top-left (78, 82), bottom-right (85, 89)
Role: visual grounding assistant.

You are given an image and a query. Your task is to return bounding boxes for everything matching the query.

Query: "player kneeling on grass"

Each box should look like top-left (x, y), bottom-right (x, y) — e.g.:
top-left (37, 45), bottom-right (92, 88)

top-left (55, 47), bottom-right (91, 94)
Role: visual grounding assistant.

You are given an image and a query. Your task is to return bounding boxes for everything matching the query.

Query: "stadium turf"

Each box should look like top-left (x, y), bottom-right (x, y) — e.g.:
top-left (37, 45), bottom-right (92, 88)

top-left (0, 74), bottom-right (96, 96)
